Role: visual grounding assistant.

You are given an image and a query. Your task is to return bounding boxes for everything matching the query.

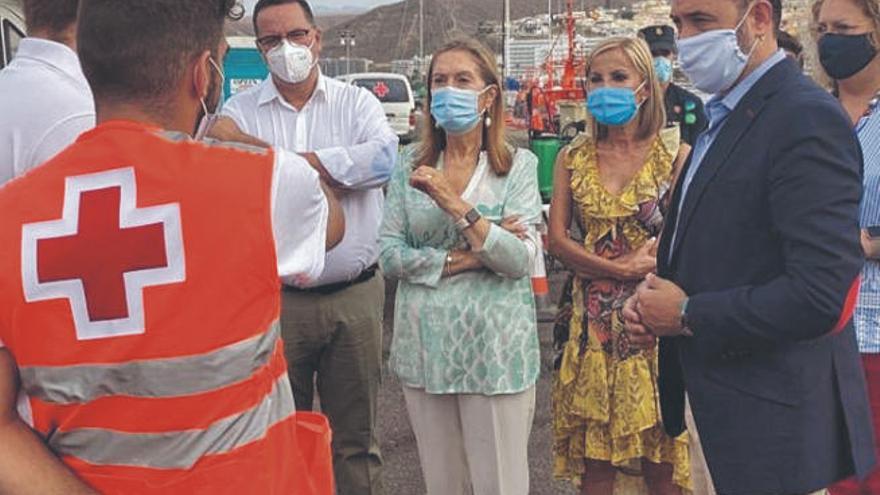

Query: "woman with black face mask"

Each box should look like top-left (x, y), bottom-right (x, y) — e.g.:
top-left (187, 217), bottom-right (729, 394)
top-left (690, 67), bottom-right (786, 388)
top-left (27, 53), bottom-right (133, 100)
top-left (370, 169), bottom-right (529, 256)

top-left (814, 0), bottom-right (880, 494)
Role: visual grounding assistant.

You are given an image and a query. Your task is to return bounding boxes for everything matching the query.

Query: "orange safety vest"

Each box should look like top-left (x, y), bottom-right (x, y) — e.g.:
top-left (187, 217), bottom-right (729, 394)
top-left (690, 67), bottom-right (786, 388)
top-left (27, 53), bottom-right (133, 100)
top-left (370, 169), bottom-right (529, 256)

top-left (0, 121), bottom-right (333, 494)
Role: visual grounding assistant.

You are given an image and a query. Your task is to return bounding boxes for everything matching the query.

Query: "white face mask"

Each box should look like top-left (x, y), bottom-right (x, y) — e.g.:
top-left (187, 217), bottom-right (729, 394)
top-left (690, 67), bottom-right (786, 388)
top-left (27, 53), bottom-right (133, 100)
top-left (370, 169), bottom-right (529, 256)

top-left (676, 2), bottom-right (761, 95)
top-left (266, 39), bottom-right (316, 85)
top-left (194, 57), bottom-right (225, 141)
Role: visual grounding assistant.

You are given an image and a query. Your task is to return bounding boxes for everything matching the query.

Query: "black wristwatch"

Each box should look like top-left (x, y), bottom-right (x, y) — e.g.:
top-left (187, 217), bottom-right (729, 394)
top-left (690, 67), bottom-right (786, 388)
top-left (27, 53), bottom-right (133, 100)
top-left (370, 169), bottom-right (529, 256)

top-left (455, 208), bottom-right (482, 231)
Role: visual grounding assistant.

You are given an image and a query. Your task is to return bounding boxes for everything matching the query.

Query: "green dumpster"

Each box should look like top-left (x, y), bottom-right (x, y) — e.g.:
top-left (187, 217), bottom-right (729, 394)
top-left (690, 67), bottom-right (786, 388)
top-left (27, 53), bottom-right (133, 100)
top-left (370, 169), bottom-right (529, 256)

top-left (531, 137), bottom-right (561, 203)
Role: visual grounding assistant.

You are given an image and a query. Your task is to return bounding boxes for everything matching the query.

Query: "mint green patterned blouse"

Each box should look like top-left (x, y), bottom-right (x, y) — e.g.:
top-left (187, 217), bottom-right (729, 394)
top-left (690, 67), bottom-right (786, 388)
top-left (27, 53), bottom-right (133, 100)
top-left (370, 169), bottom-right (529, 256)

top-left (379, 146), bottom-right (542, 395)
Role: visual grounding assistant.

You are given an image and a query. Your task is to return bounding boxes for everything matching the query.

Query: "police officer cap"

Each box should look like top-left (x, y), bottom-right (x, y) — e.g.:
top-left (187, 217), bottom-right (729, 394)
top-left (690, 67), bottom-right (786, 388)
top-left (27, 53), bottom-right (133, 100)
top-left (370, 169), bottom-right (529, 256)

top-left (638, 25), bottom-right (676, 54)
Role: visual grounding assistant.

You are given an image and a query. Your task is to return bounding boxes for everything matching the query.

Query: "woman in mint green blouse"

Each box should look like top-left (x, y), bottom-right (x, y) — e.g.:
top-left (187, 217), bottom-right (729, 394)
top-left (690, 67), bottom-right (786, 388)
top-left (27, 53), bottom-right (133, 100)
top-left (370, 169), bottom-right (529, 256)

top-left (379, 39), bottom-right (542, 495)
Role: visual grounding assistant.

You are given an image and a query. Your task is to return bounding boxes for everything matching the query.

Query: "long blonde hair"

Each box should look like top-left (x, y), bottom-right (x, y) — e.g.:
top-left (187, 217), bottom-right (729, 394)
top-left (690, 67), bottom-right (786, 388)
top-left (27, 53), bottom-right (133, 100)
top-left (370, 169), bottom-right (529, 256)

top-left (416, 38), bottom-right (513, 176)
top-left (585, 37), bottom-right (666, 142)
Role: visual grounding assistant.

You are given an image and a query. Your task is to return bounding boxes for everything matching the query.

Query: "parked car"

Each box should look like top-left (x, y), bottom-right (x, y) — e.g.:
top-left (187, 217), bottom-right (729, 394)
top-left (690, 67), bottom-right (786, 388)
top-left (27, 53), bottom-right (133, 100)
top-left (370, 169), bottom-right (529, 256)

top-left (0, 0), bottom-right (24, 70)
top-left (337, 72), bottom-right (416, 144)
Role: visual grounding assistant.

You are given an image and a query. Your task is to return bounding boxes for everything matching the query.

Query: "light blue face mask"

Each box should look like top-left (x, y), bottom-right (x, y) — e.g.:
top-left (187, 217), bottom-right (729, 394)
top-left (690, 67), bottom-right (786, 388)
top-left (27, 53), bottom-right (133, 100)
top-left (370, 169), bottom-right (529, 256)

top-left (654, 56), bottom-right (674, 84)
top-left (676, 2), bottom-right (759, 94)
top-left (587, 82), bottom-right (645, 127)
top-left (430, 86), bottom-right (489, 135)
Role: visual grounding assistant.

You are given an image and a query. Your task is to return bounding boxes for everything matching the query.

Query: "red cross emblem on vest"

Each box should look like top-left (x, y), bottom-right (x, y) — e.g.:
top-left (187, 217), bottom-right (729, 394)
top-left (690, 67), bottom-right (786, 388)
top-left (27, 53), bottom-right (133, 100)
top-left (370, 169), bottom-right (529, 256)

top-left (21, 168), bottom-right (186, 341)
top-left (373, 81), bottom-right (390, 99)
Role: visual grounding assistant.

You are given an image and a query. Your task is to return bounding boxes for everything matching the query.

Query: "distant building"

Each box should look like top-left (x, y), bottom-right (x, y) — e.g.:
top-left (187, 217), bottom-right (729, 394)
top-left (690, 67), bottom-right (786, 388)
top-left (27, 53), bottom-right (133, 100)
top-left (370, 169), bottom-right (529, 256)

top-left (319, 57), bottom-right (372, 78)
top-left (507, 36), bottom-right (601, 80)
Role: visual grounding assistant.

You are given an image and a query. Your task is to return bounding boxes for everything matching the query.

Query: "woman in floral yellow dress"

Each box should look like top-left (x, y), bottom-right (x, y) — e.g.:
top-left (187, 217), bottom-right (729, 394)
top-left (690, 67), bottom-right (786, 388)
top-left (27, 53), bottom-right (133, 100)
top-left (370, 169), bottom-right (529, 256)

top-left (548, 37), bottom-right (692, 494)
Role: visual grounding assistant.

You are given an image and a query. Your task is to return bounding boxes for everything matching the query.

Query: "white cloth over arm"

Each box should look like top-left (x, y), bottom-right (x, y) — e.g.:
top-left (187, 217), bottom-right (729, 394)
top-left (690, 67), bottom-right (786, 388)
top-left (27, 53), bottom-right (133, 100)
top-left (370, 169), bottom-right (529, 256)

top-left (271, 149), bottom-right (329, 286)
top-left (312, 88), bottom-right (399, 190)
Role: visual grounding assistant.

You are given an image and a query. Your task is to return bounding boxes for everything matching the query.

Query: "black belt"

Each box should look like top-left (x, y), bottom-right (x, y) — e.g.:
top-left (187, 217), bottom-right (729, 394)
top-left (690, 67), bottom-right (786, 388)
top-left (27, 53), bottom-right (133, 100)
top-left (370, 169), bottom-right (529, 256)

top-left (285, 264), bottom-right (378, 296)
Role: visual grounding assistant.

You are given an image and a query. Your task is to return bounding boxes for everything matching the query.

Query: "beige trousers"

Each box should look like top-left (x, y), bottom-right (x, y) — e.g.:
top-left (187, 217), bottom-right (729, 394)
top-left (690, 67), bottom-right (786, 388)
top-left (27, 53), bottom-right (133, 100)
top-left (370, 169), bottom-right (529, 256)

top-left (685, 396), bottom-right (827, 495)
top-left (403, 386), bottom-right (536, 495)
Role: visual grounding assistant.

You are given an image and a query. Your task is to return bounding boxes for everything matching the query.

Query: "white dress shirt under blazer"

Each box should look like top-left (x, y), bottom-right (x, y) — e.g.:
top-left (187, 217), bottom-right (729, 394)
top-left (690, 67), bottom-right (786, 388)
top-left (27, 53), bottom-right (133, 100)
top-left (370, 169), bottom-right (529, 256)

top-left (223, 74), bottom-right (399, 287)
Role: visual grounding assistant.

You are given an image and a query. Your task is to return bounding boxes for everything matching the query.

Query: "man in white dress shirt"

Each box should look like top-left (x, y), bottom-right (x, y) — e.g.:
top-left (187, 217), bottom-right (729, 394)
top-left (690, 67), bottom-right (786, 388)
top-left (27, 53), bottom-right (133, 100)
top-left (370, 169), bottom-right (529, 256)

top-left (217, 1), bottom-right (398, 493)
top-left (0, 0), bottom-right (95, 186)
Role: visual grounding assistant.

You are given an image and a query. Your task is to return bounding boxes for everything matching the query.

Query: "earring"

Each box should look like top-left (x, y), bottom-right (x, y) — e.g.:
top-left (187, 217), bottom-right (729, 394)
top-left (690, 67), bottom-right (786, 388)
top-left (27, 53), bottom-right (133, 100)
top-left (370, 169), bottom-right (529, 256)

top-left (485, 115), bottom-right (492, 128)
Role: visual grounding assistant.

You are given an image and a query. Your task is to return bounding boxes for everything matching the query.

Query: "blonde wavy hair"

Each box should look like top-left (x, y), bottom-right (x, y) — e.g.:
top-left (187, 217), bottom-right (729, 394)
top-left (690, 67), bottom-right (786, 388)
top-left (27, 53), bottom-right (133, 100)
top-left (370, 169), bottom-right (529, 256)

top-left (813, 0), bottom-right (880, 45)
top-left (811, 0), bottom-right (880, 84)
top-left (416, 38), bottom-right (513, 176)
top-left (585, 37), bottom-right (666, 142)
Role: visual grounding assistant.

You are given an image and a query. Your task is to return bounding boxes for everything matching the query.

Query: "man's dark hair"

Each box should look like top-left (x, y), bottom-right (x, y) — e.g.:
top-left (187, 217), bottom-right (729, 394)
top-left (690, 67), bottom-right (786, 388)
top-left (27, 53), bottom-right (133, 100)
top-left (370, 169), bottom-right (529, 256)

top-left (741, 0), bottom-right (783, 30)
top-left (252, 0), bottom-right (315, 36)
top-left (77, 0), bottom-right (243, 109)
top-left (769, 0), bottom-right (782, 31)
top-left (777, 30), bottom-right (803, 56)
top-left (24, 0), bottom-right (79, 35)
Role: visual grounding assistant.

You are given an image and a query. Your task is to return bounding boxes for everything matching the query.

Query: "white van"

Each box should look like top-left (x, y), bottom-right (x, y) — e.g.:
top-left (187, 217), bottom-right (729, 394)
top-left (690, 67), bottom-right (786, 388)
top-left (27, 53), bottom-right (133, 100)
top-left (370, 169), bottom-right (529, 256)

top-left (338, 72), bottom-right (416, 144)
top-left (0, 0), bottom-right (24, 70)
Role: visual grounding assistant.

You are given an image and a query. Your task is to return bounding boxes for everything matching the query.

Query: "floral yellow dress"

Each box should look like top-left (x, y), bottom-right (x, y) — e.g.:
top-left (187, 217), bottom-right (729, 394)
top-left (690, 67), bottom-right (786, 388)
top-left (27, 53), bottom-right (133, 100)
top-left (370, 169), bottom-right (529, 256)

top-left (553, 128), bottom-right (690, 491)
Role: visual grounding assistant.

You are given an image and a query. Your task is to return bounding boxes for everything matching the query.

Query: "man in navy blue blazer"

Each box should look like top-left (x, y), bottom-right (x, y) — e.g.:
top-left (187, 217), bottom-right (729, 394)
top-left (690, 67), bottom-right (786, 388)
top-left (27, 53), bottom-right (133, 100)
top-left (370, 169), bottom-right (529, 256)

top-left (624, 0), bottom-right (877, 494)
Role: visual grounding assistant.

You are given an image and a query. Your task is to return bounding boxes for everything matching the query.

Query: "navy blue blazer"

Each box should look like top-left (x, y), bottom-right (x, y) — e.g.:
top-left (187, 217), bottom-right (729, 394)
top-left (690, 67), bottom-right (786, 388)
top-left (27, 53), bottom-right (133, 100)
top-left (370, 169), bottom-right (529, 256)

top-left (657, 59), bottom-right (876, 494)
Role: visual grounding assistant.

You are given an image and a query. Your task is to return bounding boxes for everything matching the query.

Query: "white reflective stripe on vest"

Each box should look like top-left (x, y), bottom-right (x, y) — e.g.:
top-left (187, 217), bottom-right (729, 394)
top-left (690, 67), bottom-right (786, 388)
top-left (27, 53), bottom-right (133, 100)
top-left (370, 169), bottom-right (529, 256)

top-left (48, 373), bottom-right (296, 469)
top-left (19, 321), bottom-right (280, 404)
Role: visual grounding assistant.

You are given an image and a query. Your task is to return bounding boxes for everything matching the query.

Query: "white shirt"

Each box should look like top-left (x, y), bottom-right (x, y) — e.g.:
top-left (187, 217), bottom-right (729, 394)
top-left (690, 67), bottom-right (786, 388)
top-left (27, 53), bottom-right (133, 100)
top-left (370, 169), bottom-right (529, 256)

top-left (223, 74), bottom-right (399, 287)
top-left (0, 145), bottom-right (327, 351)
top-left (271, 148), bottom-right (329, 285)
top-left (0, 38), bottom-right (96, 185)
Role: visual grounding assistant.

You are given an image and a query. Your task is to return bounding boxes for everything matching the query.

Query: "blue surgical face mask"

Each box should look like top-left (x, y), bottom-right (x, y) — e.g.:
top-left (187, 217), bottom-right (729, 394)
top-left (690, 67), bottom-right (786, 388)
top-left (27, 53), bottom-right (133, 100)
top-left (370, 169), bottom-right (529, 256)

top-left (587, 82), bottom-right (646, 127)
top-left (430, 86), bottom-right (489, 135)
top-left (654, 56), bottom-right (673, 84)
top-left (676, 2), bottom-right (759, 95)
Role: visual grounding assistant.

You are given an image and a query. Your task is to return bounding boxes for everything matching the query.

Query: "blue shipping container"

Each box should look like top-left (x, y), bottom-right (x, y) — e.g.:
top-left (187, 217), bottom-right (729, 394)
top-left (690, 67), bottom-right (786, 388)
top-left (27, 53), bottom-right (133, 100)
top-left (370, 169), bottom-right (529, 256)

top-left (223, 42), bottom-right (268, 101)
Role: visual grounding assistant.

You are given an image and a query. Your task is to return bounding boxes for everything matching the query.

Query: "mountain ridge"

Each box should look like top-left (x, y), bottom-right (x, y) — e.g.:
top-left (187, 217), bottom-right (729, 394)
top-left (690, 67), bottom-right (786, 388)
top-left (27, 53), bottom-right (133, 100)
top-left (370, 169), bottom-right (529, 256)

top-left (321, 0), bottom-right (639, 64)
top-left (226, 0), bottom-right (641, 64)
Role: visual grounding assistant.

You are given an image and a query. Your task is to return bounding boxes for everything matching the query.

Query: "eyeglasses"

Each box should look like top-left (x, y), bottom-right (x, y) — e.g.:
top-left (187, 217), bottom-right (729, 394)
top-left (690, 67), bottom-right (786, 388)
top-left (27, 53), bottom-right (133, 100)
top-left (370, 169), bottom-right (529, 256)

top-left (256, 29), bottom-right (312, 50)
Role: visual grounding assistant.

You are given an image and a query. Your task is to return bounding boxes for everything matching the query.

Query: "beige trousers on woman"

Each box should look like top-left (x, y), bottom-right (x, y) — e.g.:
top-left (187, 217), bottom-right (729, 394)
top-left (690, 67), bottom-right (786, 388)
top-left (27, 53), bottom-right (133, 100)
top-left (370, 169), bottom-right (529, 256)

top-left (403, 386), bottom-right (536, 495)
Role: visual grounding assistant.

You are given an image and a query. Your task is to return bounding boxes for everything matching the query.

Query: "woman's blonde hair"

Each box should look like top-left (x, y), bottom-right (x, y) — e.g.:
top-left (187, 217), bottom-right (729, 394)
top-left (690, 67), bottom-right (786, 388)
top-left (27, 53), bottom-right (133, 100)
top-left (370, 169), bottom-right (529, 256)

top-left (585, 37), bottom-right (666, 142)
top-left (811, 0), bottom-right (880, 85)
top-left (813, 0), bottom-right (880, 46)
top-left (415, 38), bottom-right (513, 176)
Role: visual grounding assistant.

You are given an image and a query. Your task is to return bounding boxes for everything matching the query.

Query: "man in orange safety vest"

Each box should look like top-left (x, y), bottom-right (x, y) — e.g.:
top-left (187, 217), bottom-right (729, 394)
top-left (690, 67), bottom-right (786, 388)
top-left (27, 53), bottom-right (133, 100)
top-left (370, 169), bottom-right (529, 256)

top-left (0, 0), bottom-right (343, 493)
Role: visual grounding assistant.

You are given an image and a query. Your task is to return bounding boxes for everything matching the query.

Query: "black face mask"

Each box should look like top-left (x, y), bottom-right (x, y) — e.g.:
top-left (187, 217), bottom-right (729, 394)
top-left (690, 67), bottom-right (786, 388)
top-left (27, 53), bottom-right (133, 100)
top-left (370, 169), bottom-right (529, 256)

top-left (819, 32), bottom-right (878, 80)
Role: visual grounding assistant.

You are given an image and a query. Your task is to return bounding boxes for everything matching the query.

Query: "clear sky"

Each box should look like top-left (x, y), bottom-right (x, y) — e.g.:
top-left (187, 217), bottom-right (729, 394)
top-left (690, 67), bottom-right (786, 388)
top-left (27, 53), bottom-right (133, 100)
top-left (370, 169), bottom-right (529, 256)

top-left (242, 0), bottom-right (400, 13)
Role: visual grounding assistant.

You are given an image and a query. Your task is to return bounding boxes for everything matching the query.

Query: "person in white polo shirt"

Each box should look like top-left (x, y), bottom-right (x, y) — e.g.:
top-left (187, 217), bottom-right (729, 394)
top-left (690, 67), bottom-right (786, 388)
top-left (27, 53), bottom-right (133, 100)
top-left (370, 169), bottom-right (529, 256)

top-left (0, 0), bottom-right (95, 186)
top-left (214, 1), bottom-right (398, 493)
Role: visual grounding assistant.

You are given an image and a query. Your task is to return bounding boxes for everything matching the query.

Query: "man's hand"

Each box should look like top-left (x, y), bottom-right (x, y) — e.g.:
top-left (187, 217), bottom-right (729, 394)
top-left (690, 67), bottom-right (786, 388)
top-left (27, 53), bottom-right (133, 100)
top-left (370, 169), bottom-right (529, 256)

top-left (205, 117), bottom-right (271, 148)
top-left (861, 229), bottom-right (880, 260)
top-left (623, 292), bottom-right (657, 350)
top-left (636, 273), bottom-right (688, 337)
